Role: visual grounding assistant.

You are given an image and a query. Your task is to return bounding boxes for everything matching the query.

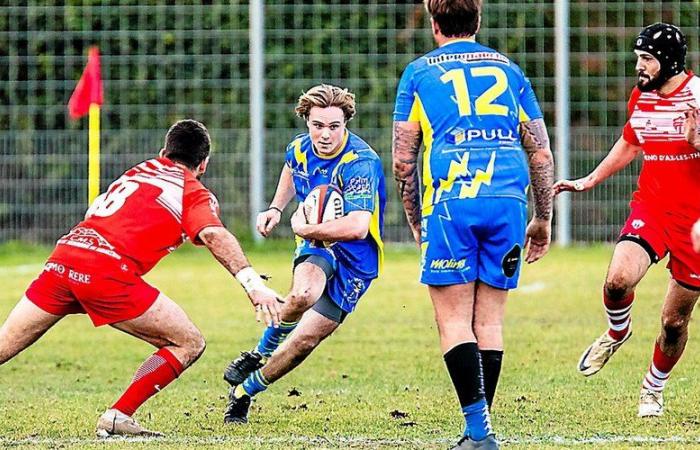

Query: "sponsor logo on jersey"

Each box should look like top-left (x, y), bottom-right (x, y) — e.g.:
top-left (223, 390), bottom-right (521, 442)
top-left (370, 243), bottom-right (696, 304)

top-left (632, 219), bottom-right (645, 229)
top-left (68, 269), bottom-right (91, 284)
top-left (44, 262), bottom-right (65, 274)
top-left (464, 128), bottom-right (517, 143)
top-left (345, 176), bottom-right (372, 200)
top-left (430, 258), bottom-right (467, 270)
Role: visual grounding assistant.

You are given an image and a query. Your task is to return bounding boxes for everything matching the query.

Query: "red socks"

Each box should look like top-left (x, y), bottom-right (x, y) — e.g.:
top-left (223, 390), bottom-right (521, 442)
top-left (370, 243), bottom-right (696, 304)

top-left (112, 347), bottom-right (184, 416)
top-left (643, 341), bottom-right (681, 392)
top-left (604, 291), bottom-right (634, 341)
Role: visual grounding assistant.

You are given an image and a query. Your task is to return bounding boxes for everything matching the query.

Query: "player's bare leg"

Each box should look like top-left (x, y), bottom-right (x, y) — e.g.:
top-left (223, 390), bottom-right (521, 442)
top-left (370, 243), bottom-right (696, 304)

top-left (96, 293), bottom-right (206, 438)
top-left (430, 283), bottom-right (496, 448)
top-left (223, 261), bottom-right (327, 386)
top-left (279, 262), bottom-right (327, 322)
top-left (0, 296), bottom-right (63, 365)
top-left (639, 279), bottom-right (700, 417)
top-left (578, 241), bottom-right (651, 376)
top-left (224, 309), bottom-right (339, 423)
top-left (473, 283), bottom-right (508, 409)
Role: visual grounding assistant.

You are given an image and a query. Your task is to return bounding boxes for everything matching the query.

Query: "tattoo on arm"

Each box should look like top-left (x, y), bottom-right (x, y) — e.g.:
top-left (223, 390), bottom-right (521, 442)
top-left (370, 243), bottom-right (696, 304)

top-left (520, 118), bottom-right (554, 221)
top-left (392, 122), bottom-right (423, 232)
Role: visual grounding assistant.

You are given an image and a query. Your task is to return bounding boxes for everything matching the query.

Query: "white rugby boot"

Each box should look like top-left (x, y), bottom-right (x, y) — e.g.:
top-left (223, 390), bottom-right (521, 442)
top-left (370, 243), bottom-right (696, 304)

top-left (577, 329), bottom-right (632, 376)
top-left (638, 388), bottom-right (664, 417)
top-left (96, 408), bottom-right (163, 437)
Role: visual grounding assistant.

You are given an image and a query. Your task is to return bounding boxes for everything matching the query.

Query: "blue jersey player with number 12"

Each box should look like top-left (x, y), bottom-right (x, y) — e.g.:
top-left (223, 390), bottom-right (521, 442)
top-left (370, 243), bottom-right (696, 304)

top-left (223, 84), bottom-right (386, 424)
top-left (392, 1), bottom-right (554, 449)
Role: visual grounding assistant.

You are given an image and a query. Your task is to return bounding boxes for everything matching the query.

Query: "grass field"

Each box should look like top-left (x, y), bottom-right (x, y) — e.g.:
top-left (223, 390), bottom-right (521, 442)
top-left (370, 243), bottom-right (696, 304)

top-left (2, 243), bottom-right (700, 449)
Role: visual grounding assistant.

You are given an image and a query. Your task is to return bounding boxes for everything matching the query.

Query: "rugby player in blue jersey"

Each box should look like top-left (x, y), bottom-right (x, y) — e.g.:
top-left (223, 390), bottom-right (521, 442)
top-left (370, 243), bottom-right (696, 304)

top-left (392, 1), bottom-right (554, 448)
top-left (223, 84), bottom-right (386, 424)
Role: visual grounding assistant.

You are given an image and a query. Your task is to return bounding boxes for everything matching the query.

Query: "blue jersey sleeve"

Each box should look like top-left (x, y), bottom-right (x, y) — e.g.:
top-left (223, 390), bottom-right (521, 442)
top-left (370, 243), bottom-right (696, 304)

top-left (393, 63), bottom-right (418, 122)
top-left (338, 160), bottom-right (379, 213)
top-left (284, 141), bottom-right (294, 168)
top-left (516, 71), bottom-right (543, 123)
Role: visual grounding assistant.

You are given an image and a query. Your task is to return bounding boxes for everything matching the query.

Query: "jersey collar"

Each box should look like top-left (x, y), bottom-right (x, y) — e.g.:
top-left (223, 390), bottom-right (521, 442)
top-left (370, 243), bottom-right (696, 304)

top-left (312, 130), bottom-right (349, 160)
top-left (440, 37), bottom-right (476, 47)
top-left (658, 71), bottom-right (694, 98)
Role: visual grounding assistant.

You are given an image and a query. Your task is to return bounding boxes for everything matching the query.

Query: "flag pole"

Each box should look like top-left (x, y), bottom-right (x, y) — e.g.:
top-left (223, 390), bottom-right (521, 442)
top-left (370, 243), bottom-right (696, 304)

top-left (88, 103), bottom-right (100, 204)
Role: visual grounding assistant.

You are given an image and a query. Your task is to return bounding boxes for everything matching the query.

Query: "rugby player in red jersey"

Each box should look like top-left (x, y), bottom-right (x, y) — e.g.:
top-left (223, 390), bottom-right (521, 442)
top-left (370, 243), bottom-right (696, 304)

top-left (555, 23), bottom-right (700, 417)
top-left (0, 119), bottom-right (283, 436)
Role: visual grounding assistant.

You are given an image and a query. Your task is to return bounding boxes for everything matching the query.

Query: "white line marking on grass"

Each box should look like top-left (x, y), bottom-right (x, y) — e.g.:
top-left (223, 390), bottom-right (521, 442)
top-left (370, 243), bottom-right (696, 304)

top-left (2, 435), bottom-right (700, 447)
top-left (517, 281), bottom-right (546, 294)
top-left (0, 263), bottom-right (43, 275)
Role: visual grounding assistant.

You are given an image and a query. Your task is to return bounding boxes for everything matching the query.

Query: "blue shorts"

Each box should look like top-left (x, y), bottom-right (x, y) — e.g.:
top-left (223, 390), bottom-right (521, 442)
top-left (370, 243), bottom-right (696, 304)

top-left (420, 198), bottom-right (527, 289)
top-left (294, 240), bottom-right (373, 313)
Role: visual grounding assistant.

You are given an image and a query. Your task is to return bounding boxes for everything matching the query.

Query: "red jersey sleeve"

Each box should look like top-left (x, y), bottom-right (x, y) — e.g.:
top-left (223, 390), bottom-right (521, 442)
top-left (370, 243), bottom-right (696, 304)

top-left (182, 174), bottom-right (224, 245)
top-left (622, 87), bottom-right (642, 145)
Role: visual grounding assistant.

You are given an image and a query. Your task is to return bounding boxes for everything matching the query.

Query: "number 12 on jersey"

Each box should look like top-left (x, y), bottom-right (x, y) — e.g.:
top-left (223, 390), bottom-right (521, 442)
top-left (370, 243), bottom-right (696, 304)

top-left (440, 66), bottom-right (509, 117)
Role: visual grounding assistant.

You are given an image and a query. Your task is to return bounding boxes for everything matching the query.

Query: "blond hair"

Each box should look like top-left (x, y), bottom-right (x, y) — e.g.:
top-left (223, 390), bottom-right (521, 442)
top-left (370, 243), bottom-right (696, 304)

top-left (295, 84), bottom-right (356, 122)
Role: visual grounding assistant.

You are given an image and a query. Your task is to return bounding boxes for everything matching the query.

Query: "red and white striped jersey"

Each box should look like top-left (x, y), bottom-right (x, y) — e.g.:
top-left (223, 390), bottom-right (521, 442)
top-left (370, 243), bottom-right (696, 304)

top-left (52, 157), bottom-right (223, 275)
top-left (622, 71), bottom-right (700, 216)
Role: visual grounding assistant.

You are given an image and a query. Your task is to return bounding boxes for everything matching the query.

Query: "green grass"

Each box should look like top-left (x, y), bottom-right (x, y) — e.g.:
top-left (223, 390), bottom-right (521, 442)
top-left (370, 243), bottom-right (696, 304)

top-left (1, 244), bottom-right (700, 449)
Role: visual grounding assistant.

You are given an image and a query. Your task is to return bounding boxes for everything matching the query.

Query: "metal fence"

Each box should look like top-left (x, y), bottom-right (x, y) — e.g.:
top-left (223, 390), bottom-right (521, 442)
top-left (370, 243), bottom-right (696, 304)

top-left (1, 1), bottom-right (698, 244)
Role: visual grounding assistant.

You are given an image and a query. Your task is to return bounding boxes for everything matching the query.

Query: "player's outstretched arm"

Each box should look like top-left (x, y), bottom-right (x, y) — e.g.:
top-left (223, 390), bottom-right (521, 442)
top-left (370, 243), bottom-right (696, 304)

top-left (198, 226), bottom-right (283, 327)
top-left (391, 121), bottom-right (423, 245)
top-left (520, 118), bottom-right (554, 263)
top-left (553, 136), bottom-right (642, 195)
top-left (291, 205), bottom-right (370, 242)
top-left (256, 165), bottom-right (296, 238)
top-left (692, 219), bottom-right (700, 253)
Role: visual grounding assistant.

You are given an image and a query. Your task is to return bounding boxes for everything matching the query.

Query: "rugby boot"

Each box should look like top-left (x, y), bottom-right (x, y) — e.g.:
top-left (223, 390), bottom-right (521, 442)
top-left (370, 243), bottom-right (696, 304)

top-left (223, 350), bottom-right (265, 387)
top-left (224, 387), bottom-right (252, 424)
top-left (577, 329), bottom-right (632, 376)
top-left (638, 388), bottom-right (664, 417)
top-left (450, 434), bottom-right (499, 449)
top-left (96, 408), bottom-right (163, 438)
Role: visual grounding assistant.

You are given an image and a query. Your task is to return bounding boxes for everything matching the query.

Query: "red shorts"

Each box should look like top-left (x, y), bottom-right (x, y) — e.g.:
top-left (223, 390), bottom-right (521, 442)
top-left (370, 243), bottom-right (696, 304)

top-left (25, 249), bottom-right (160, 326)
top-left (620, 201), bottom-right (700, 289)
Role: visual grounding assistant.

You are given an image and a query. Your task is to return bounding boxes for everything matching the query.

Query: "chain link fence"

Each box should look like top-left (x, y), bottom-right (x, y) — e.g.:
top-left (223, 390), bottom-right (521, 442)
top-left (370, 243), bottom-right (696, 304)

top-left (1, 1), bottom-right (698, 244)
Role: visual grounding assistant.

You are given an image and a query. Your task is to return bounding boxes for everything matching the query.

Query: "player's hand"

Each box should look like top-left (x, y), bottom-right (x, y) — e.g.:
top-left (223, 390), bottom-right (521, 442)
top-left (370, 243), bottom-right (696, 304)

top-left (552, 175), bottom-right (595, 195)
top-left (692, 219), bottom-right (700, 254)
top-left (524, 217), bottom-right (551, 263)
top-left (290, 204), bottom-right (311, 238)
top-left (248, 286), bottom-right (285, 328)
top-left (256, 208), bottom-right (282, 238)
top-left (684, 107), bottom-right (700, 149)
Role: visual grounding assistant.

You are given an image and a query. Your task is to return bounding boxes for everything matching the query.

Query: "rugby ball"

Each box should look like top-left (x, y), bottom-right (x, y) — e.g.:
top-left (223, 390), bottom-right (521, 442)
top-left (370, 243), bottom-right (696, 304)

top-left (303, 185), bottom-right (344, 225)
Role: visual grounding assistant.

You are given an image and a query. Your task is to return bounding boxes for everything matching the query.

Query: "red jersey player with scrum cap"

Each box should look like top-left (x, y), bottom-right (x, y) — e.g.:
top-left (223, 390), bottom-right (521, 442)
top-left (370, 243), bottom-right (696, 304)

top-left (555, 23), bottom-right (700, 417)
top-left (0, 119), bottom-right (284, 436)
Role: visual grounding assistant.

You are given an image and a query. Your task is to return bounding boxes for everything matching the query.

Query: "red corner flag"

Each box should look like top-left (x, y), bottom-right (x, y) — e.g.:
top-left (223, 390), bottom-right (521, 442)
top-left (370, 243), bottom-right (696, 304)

top-left (68, 47), bottom-right (103, 119)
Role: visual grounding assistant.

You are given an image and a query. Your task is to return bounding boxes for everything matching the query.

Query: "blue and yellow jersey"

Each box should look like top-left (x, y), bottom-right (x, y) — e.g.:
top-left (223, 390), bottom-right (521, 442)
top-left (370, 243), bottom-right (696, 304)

top-left (393, 39), bottom-right (543, 216)
top-left (285, 131), bottom-right (386, 279)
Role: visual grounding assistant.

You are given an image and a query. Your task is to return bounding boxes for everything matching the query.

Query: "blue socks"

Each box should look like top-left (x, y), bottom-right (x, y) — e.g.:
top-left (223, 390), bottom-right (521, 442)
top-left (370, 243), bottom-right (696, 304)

top-left (462, 398), bottom-right (492, 440)
top-left (255, 320), bottom-right (298, 357)
top-left (236, 369), bottom-right (269, 398)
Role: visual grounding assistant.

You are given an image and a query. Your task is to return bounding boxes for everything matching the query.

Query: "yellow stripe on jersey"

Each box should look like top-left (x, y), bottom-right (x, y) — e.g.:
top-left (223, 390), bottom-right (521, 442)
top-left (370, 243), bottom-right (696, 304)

top-left (293, 138), bottom-right (308, 174)
top-left (458, 150), bottom-right (496, 199)
top-left (332, 151), bottom-right (360, 186)
top-left (408, 93), bottom-right (435, 217)
top-left (368, 192), bottom-right (384, 274)
top-left (519, 105), bottom-right (530, 123)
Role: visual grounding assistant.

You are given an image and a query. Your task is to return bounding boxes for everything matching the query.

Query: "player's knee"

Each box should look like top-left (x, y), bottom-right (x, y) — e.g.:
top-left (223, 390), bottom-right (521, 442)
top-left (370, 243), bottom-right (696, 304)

top-left (661, 316), bottom-right (688, 345)
top-left (604, 275), bottom-right (633, 301)
top-left (288, 287), bottom-right (316, 312)
top-left (183, 330), bottom-right (206, 364)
